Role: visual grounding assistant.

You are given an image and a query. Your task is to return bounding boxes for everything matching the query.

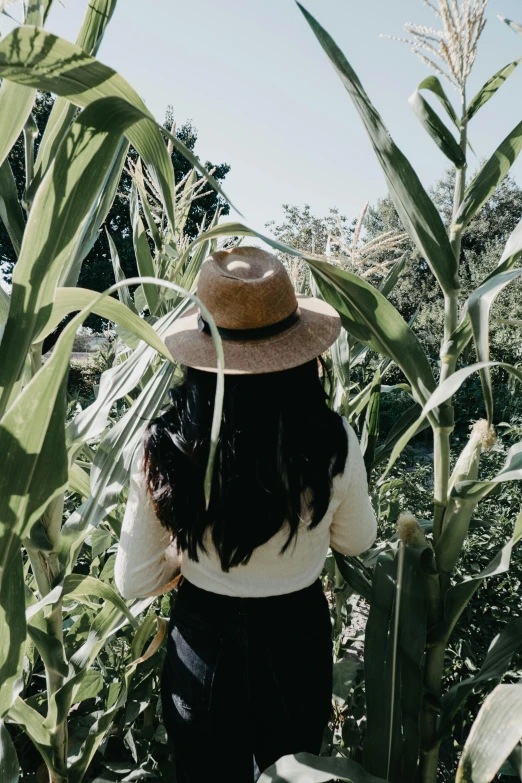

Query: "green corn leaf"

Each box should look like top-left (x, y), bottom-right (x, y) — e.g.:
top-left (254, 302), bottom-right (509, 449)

top-left (130, 611), bottom-right (157, 663)
top-left (332, 657), bottom-right (360, 707)
top-left (178, 219), bottom-right (214, 291)
top-left (0, 96), bottom-right (148, 412)
top-left (414, 75), bottom-right (460, 129)
top-left (378, 252), bottom-right (407, 299)
top-left (26, 573), bottom-right (137, 629)
top-left (26, 625), bottom-right (68, 678)
top-left (453, 119), bottom-right (522, 231)
top-left (0, 159), bottom-right (25, 257)
top-left (30, 0), bottom-right (118, 197)
top-left (0, 24), bottom-right (177, 228)
top-left (130, 181), bottom-right (158, 313)
top-left (44, 669), bottom-right (90, 731)
top-left (42, 0), bottom-right (55, 24)
top-left (467, 268), bottom-right (522, 423)
top-left (1, 277), bottom-right (221, 544)
top-left (68, 645), bottom-right (147, 778)
top-left (438, 617), bottom-right (522, 742)
top-left (499, 16), bottom-right (522, 40)
top-left (373, 403), bottom-right (428, 468)
top-left (1, 286), bottom-right (180, 550)
top-left (0, 287), bottom-right (10, 346)
top-left (442, 219), bottom-right (522, 366)
top-left (7, 697), bottom-right (53, 764)
top-left (297, 3), bottom-right (458, 296)
top-left (69, 596), bottom-right (154, 673)
top-left (332, 550), bottom-right (372, 602)
top-left (308, 261), bottom-right (436, 409)
top-left (383, 361), bottom-right (522, 479)
top-left (175, 169), bottom-right (197, 242)
top-left (60, 605), bottom-right (157, 777)
top-left (452, 440), bottom-right (522, 504)
top-left (0, 26), bottom-right (236, 226)
top-left (134, 159), bottom-right (163, 251)
top-left (24, 0), bottom-right (46, 25)
top-left (35, 287), bottom-right (169, 358)
top-left (71, 669), bottom-right (103, 704)
top-left (331, 327), bottom-right (350, 391)
top-left (90, 528), bottom-right (113, 560)
top-left (258, 752), bottom-right (388, 783)
top-left (0, 541), bottom-right (25, 717)
top-left (363, 547), bottom-right (429, 782)
top-left (0, 718), bottom-right (19, 783)
top-left (361, 368), bottom-right (381, 479)
top-left (344, 358), bottom-right (398, 421)
top-left (428, 509), bottom-right (522, 646)
top-left (467, 58), bottom-right (522, 122)
top-left (0, 277), bottom-right (220, 714)
top-left (409, 87), bottom-right (465, 167)
top-left (60, 361), bottom-right (174, 573)
top-left (456, 685), bottom-right (522, 783)
top-left (68, 463), bottom-right (91, 499)
top-left (106, 228), bottom-right (137, 312)
top-left (60, 136), bottom-right (130, 289)
top-left (0, 81), bottom-right (36, 170)
top-left (66, 297), bottom-right (192, 458)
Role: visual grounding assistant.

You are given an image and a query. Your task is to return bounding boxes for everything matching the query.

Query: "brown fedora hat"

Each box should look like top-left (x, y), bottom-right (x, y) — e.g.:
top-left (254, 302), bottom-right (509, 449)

top-left (164, 246), bottom-right (341, 375)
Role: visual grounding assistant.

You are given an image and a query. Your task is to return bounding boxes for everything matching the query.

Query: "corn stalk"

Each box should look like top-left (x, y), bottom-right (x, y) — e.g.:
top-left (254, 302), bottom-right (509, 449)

top-left (0, 1), bottom-right (232, 779)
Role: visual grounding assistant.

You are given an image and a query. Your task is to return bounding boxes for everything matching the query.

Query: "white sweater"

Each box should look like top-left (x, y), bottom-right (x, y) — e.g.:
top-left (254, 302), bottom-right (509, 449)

top-left (114, 416), bottom-right (377, 599)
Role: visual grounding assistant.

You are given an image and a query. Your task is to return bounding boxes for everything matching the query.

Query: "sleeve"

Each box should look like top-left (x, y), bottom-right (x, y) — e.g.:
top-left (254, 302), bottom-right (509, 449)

top-left (114, 439), bottom-right (183, 600)
top-left (329, 418), bottom-right (378, 557)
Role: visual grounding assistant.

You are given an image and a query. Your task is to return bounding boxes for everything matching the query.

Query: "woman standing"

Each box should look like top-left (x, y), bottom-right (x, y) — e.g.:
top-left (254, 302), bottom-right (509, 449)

top-left (115, 247), bottom-right (377, 783)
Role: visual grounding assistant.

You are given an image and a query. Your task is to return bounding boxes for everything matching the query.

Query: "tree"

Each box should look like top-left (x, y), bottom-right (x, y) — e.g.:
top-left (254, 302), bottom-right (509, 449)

top-left (0, 93), bottom-right (231, 331)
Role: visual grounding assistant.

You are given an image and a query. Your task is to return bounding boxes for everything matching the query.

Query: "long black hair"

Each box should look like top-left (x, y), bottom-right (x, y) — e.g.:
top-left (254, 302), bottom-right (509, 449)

top-left (142, 357), bottom-right (348, 572)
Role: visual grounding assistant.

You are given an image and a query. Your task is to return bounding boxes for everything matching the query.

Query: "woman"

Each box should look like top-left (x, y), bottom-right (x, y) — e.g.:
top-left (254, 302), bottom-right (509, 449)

top-left (115, 247), bottom-right (377, 783)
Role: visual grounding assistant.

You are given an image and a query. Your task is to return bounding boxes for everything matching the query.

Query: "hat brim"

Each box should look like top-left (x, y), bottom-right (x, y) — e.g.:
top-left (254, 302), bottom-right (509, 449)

top-left (163, 294), bottom-right (342, 375)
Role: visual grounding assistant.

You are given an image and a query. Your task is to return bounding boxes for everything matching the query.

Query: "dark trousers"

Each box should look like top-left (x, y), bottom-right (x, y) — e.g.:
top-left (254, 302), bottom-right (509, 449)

top-left (161, 575), bottom-right (334, 783)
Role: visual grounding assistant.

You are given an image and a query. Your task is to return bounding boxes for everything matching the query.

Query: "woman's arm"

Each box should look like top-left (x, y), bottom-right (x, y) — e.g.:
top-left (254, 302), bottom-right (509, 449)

top-left (114, 440), bottom-right (182, 600)
top-left (329, 419), bottom-right (378, 556)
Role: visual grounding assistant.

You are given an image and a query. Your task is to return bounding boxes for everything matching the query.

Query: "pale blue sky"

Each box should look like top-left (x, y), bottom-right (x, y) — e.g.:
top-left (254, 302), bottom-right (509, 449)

top-left (3, 0), bottom-right (522, 236)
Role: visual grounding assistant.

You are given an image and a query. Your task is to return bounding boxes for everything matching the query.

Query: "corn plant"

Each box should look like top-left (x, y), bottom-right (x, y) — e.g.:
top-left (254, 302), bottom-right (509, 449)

top-left (272, 2), bottom-right (522, 780)
top-left (162, 2), bottom-right (522, 780)
top-left (0, 1), bottom-right (230, 780)
top-left (3, 0), bottom-right (522, 781)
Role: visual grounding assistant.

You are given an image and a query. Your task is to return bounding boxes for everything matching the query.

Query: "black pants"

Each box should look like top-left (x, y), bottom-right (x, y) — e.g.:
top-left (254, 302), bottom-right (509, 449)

top-left (161, 575), bottom-right (334, 783)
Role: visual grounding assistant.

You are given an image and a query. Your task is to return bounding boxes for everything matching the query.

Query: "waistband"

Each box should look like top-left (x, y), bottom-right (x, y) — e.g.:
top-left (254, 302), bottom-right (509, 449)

top-left (176, 575), bottom-right (323, 611)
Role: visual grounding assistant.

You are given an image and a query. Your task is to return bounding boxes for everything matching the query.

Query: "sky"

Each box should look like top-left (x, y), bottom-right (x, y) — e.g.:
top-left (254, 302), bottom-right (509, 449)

top-left (2, 0), bottom-right (522, 239)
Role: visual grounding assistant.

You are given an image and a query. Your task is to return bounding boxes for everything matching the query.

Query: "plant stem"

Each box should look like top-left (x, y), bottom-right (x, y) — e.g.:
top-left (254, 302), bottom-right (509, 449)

top-left (422, 95), bottom-right (468, 783)
top-left (23, 113), bottom-right (37, 215)
top-left (432, 426), bottom-right (452, 543)
top-left (334, 562), bottom-right (343, 636)
top-left (420, 642), bottom-right (446, 782)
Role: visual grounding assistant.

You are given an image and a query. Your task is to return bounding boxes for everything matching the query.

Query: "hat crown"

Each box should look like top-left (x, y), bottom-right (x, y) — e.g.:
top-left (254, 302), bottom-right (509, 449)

top-left (197, 247), bottom-right (297, 330)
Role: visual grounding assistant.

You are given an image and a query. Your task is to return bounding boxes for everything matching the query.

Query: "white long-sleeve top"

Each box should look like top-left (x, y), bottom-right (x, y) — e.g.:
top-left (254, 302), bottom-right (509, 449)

top-left (114, 416), bottom-right (377, 599)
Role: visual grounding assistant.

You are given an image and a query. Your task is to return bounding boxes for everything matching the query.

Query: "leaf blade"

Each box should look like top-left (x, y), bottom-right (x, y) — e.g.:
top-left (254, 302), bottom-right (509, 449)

top-left (297, 3), bottom-right (458, 295)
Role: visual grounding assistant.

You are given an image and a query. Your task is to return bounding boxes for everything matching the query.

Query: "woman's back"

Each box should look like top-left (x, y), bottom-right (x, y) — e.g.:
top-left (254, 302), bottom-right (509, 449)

top-left (117, 361), bottom-right (376, 597)
top-left (114, 246), bottom-right (377, 782)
